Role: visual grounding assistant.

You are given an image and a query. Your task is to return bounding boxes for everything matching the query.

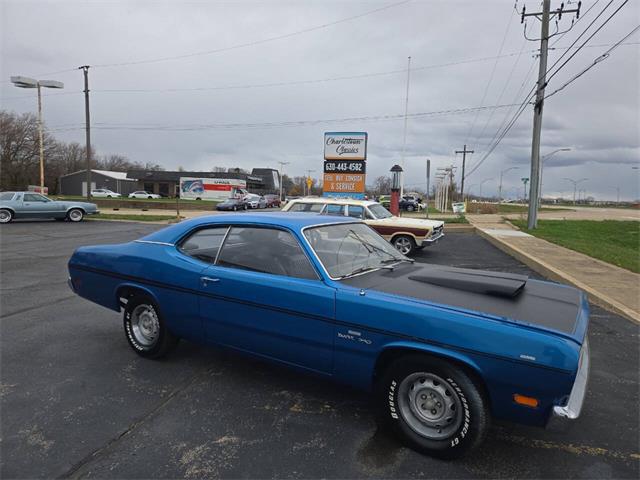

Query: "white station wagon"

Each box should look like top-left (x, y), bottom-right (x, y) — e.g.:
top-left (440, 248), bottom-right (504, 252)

top-left (282, 197), bottom-right (444, 255)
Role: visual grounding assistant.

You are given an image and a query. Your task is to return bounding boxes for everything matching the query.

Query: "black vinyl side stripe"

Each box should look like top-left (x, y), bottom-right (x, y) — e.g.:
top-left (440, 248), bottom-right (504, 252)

top-left (70, 263), bottom-right (572, 374)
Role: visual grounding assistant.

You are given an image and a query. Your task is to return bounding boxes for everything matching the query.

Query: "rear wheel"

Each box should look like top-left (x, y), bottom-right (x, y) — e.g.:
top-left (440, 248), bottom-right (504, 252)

top-left (406, 204), bottom-right (415, 212)
top-left (148, 196), bottom-right (153, 199)
top-left (392, 235), bottom-right (416, 255)
top-left (377, 355), bottom-right (489, 459)
top-left (0, 209), bottom-right (13, 224)
top-left (123, 294), bottom-right (179, 359)
top-left (67, 208), bottom-right (84, 222)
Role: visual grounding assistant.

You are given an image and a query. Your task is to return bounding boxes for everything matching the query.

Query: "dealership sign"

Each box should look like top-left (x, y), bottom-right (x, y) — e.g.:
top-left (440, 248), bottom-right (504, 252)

top-left (323, 132), bottom-right (367, 199)
top-left (324, 132), bottom-right (367, 160)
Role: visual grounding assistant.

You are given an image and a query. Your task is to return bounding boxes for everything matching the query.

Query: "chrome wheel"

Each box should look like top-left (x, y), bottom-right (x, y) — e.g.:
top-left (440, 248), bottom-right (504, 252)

top-left (130, 304), bottom-right (160, 347)
top-left (397, 373), bottom-right (463, 440)
top-left (0, 209), bottom-right (12, 224)
top-left (393, 236), bottom-right (413, 255)
top-left (68, 209), bottom-right (83, 222)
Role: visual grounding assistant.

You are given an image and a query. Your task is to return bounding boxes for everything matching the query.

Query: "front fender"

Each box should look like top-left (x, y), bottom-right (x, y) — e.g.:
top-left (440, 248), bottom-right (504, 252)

top-left (376, 340), bottom-right (484, 381)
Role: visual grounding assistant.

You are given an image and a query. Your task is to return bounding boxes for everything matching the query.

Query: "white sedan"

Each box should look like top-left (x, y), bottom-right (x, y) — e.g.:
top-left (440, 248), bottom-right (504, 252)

top-left (128, 191), bottom-right (161, 199)
top-left (91, 189), bottom-right (121, 198)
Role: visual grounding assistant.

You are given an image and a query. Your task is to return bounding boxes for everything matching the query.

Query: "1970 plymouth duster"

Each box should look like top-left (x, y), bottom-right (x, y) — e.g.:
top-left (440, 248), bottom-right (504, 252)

top-left (68, 213), bottom-right (589, 458)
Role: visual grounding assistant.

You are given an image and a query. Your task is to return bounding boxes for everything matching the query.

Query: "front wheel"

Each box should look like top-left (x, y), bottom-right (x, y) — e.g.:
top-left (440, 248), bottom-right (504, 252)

top-left (123, 295), bottom-right (179, 359)
top-left (377, 355), bottom-right (489, 459)
top-left (392, 235), bottom-right (416, 256)
top-left (0, 209), bottom-right (13, 224)
top-left (148, 196), bottom-right (153, 199)
top-left (406, 204), bottom-right (415, 212)
top-left (67, 208), bottom-right (84, 222)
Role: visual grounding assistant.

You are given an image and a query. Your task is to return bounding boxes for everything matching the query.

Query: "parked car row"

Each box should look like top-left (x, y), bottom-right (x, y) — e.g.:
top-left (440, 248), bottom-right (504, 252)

top-left (378, 194), bottom-right (425, 212)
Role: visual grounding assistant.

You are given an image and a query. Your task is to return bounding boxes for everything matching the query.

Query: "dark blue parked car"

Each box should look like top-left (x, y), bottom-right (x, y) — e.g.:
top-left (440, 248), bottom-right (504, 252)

top-left (68, 213), bottom-right (589, 458)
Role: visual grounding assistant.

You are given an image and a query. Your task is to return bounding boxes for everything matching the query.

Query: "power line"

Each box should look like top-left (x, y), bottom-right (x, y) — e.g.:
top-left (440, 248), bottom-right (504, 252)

top-left (544, 24), bottom-right (640, 99)
top-left (464, 5), bottom-right (515, 145)
top-left (472, 35), bottom-right (528, 147)
top-left (46, 103), bottom-right (520, 133)
top-left (544, 0), bottom-right (630, 86)
top-left (4, 41), bottom-right (637, 101)
top-left (91, 0), bottom-right (412, 68)
top-left (465, 0), bottom-right (632, 179)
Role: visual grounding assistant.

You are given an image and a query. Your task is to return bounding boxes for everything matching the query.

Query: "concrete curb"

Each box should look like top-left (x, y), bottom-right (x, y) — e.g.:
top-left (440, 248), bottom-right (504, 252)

top-left (476, 228), bottom-right (640, 324)
top-left (444, 224), bottom-right (476, 233)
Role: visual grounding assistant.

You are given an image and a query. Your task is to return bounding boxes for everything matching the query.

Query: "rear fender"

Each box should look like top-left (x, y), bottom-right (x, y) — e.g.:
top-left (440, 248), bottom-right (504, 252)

top-left (115, 282), bottom-right (161, 310)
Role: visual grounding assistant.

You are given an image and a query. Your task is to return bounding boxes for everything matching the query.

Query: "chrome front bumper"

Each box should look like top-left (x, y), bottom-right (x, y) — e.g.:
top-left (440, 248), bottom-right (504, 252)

top-left (553, 339), bottom-right (590, 419)
top-left (421, 231), bottom-right (445, 246)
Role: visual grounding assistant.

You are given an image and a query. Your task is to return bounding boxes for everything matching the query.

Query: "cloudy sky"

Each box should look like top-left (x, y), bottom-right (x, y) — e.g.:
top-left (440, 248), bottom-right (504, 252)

top-left (2, 0), bottom-right (639, 200)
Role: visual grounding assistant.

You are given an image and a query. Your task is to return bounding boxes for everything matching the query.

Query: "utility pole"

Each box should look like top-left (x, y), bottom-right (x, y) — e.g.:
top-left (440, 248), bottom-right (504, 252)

top-left (400, 56), bottom-right (411, 198)
top-left (80, 65), bottom-right (92, 202)
top-left (522, 1), bottom-right (580, 228)
top-left (277, 161), bottom-right (290, 201)
top-left (425, 158), bottom-right (430, 218)
top-left (455, 144), bottom-right (474, 200)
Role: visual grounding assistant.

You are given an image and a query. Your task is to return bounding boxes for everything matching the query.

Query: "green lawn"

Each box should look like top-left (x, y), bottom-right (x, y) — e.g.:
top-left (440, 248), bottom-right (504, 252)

top-left (511, 219), bottom-right (640, 273)
top-left (88, 213), bottom-right (180, 222)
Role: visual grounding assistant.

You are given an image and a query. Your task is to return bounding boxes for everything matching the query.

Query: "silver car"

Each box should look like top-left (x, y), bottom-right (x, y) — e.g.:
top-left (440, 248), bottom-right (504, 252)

top-left (0, 192), bottom-right (99, 223)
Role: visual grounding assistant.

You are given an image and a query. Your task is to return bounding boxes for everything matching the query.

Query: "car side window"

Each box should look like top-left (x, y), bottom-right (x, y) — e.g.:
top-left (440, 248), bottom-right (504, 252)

top-left (23, 194), bottom-right (48, 202)
top-left (347, 205), bottom-right (364, 219)
top-left (364, 208), bottom-right (375, 220)
top-left (179, 227), bottom-right (229, 264)
top-left (324, 204), bottom-right (345, 216)
top-left (289, 203), bottom-right (323, 213)
top-left (217, 227), bottom-right (318, 280)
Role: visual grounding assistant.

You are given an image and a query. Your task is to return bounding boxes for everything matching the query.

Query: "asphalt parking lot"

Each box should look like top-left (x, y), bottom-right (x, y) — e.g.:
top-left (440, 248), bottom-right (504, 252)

top-left (1, 220), bottom-right (638, 479)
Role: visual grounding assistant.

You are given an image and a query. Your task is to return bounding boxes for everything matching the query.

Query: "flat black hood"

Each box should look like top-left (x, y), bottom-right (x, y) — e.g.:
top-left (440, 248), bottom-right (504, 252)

top-left (341, 263), bottom-right (581, 334)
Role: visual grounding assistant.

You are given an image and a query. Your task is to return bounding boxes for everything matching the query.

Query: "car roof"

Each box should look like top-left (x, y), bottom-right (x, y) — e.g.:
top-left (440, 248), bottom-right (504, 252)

top-left (287, 197), bottom-right (376, 206)
top-left (140, 212), bottom-right (357, 244)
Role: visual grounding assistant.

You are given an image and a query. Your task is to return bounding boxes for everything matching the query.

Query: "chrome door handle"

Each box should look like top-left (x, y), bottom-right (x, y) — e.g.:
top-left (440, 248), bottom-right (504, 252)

top-left (201, 276), bottom-right (220, 284)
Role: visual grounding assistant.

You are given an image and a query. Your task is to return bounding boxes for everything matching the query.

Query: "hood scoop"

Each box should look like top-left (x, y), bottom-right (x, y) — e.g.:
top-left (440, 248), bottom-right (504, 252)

top-left (408, 266), bottom-right (528, 298)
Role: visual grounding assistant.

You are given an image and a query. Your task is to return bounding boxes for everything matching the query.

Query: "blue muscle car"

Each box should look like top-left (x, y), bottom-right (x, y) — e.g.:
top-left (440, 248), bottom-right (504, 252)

top-left (67, 213), bottom-right (590, 458)
top-left (0, 191), bottom-right (99, 223)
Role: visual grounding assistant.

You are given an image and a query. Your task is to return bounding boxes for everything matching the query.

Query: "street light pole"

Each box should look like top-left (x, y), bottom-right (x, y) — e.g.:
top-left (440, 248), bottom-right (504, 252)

top-left (479, 178), bottom-right (493, 200)
top-left (277, 161), bottom-right (289, 201)
top-left (563, 177), bottom-right (588, 205)
top-left (498, 167), bottom-right (519, 203)
top-left (10, 76), bottom-right (64, 193)
top-left (539, 148), bottom-right (571, 201)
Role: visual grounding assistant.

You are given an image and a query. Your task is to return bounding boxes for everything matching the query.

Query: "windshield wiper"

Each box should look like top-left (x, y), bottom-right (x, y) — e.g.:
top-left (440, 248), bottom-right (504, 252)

top-left (336, 266), bottom-right (377, 280)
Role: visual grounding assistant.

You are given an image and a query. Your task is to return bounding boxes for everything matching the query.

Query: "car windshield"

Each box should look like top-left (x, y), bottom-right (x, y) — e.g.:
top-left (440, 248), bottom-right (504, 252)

top-left (304, 222), bottom-right (409, 279)
top-left (223, 198), bottom-right (238, 204)
top-left (0, 192), bottom-right (16, 200)
top-left (368, 203), bottom-right (393, 219)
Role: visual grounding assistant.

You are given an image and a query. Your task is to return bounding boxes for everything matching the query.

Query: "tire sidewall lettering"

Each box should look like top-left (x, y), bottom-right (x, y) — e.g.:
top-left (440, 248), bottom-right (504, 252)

top-left (125, 303), bottom-right (156, 352)
top-left (386, 371), bottom-right (473, 448)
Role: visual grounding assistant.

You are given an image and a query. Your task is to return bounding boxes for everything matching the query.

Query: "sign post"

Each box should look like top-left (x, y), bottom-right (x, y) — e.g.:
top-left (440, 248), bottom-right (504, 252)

top-left (322, 132), bottom-right (367, 199)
